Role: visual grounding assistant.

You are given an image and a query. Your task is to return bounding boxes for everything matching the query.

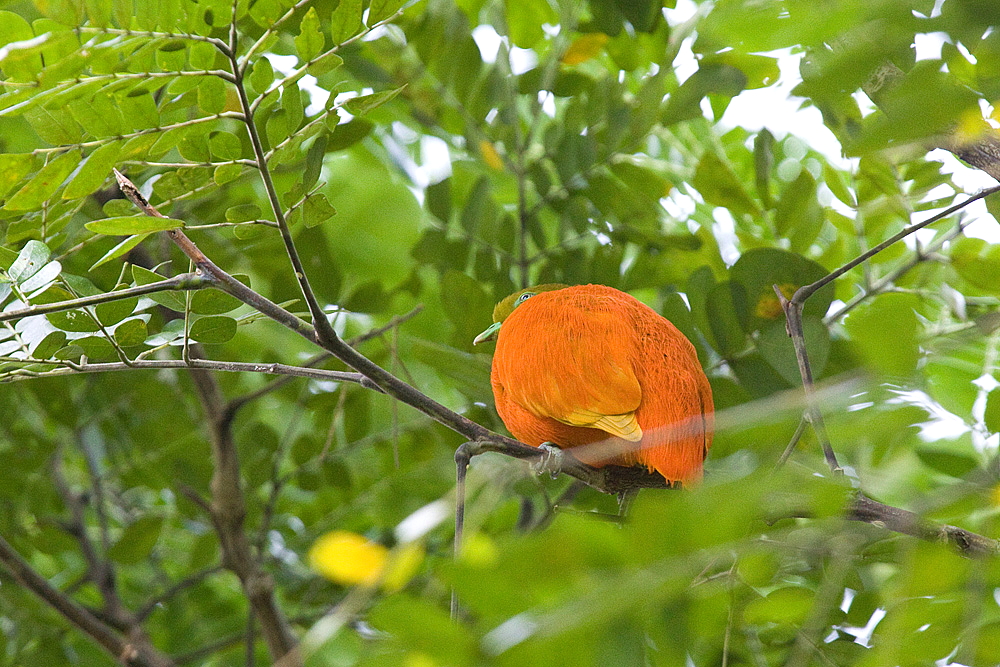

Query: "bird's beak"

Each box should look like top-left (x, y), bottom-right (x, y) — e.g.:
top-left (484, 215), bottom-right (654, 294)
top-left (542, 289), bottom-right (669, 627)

top-left (473, 321), bottom-right (502, 345)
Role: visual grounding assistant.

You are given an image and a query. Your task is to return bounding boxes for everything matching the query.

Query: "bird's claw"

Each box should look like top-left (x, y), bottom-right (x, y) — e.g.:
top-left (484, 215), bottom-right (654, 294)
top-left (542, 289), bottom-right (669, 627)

top-left (532, 442), bottom-right (564, 479)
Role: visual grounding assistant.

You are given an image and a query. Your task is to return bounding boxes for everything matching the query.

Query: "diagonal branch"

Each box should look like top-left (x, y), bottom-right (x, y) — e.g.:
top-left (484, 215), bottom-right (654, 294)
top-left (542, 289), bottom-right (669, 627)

top-left (794, 185), bottom-right (1000, 305)
top-left (846, 494), bottom-right (998, 558)
top-left (226, 55), bottom-right (340, 347)
top-left (0, 533), bottom-right (175, 667)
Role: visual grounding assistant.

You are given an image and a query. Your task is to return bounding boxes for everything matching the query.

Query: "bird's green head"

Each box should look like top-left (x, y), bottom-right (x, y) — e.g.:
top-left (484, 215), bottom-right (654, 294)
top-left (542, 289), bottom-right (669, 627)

top-left (473, 283), bottom-right (568, 345)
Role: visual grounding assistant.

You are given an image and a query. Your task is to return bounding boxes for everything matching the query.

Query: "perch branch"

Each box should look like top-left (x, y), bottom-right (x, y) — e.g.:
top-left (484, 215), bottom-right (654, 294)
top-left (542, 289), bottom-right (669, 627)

top-left (111, 170), bottom-right (658, 494)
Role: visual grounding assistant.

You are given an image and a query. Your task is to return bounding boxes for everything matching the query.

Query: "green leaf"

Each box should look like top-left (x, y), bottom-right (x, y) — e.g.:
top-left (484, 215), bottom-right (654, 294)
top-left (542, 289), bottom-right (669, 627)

top-left (729, 248), bottom-right (833, 329)
top-left (703, 52), bottom-right (779, 89)
top-left (0, 153), bottom-right (37, 199)
top-left (774, 170), bottom-right (823, 252)
top-left (7, 240), bottom-right (51, 283)
top-left (756, 317), bottom-right (830, 385)
top-left (113, 318), bottom-right (148, 347)
top-left (843, 293), bottom-right (920, 378)
top-left (214, 163), bottom-right (244, 185)
top-left (118, 89), bottom-right (160, 132)
top-left (744, 586), bottom-right (814, 626)
top-left (4, 150), bottom-right (81, 211)
top-left (198, 75), bottom-right (227, 114)
top-left (62, 142), bottom-right (122, 200)
top-left (68, 95), bottom-right (125, 138)
top-left (985, 389), bottom-right (1000, 434)
top-left (31, 330), bottom-right (66, 359)
top-left (342, 85), bottom-right (406, 116)
top-left (0, 246), bottom-right (16, 271)
top-left (692, 151), bottom-right (761, 218)
top-left (96, 295), bottom-right (138, 326)
top-left (90, 234), bottom-right (151, 271)
top-left (191, 282), bottom-right (244, 314)
top-left (915, 446), bottom-right (979, 478)
top-left (505, 0), bottom-right (558, 48)
top-left (132, 265), bottom-right (186, 311)
top-left (823, 161), bottom-right (856, 207)
top-left (330, 0), bottom-right (363, 43)
top-left (86, 216), bottom-right (184, 235)
top-left (189, 40), bottom-right (216, 69)
top-left (0, 11), bottom-right (42, 81)
top-left (410, 338), bottom-right (492, 400)
top-left (209, 131), bottom-right (242, 160)
top-left (189, 315), bottom-right (237, 344)
top-left (303, 134), bottom-right (328, 191)
top-left (368, 0), bottom-right (404, 23)
top-left (705, 281), bottom-right (748, 357)
top-left (441, 270), bottom-right (492, 349)
top-left (301, 193), bottom-right (337, 228)
top-left (225, 204), bottom-right (262, 222)
top-left (47, 309), bottom-right (101, 333)
top-left (282, 82), bottom-right (304, 134)
top-left (108, 516), bottom-right (164, 565)
top-left (295, 7), bottom-right (324, 62)
top-left (307, 50), bottom-right (343, 77)
top-left (951, 237), bottom-right (1000, 294)
top-left (249, 56), bottom-right (274, 96)
top-left (662, 64), bottom-right (746, 126)
top-left (754, 129), bottom-right (775, 207)
top-left (327, 118), bottom-right (373, 151)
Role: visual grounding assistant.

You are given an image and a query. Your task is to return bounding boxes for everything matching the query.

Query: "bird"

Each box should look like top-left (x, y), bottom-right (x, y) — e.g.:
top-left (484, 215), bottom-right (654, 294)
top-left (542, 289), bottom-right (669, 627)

top-left (474, 284), bottom-right (714, 485)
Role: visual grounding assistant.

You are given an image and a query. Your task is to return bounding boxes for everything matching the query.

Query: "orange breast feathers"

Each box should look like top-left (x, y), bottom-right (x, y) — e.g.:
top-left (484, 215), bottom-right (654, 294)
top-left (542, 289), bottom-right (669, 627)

top-left (475, 284), bottom-right (714, 484)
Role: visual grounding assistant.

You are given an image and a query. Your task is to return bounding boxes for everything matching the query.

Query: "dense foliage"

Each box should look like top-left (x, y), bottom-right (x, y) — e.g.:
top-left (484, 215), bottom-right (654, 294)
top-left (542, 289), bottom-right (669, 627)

top-left (2, 0), bottom-right (1000, 665)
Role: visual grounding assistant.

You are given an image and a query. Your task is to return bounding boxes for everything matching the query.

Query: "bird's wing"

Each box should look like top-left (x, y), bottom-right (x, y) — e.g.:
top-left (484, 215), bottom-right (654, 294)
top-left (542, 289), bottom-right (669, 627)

top-left (498, 300), bottom-right (643, 441)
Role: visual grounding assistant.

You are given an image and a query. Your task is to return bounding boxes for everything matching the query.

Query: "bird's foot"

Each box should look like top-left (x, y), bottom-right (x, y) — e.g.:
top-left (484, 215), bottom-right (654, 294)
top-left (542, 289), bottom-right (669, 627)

top-left (532, 442), bottom-right (564, 479)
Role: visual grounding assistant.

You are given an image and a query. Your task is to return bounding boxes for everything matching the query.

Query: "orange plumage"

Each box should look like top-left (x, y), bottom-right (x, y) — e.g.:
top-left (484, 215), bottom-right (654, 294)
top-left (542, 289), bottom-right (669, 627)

top-left (475, 284), bottom-right (714, 484)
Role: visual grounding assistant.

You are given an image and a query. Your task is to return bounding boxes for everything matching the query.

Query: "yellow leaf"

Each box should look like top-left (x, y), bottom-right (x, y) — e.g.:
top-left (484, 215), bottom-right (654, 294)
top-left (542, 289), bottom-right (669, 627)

top-left (561, 33), bottom-right (609, 65)
top-left (955, 109), bottom-right (990, 143)
top-left (991, 482), bottom-right (1000, 507)
top-left (754, 283), bottom-right (795, 319)
top-left (458, 532), bottom-right (498, 568)
top-left (405, 652), bottom-right (437, 667)
top-left (309, 531), bottom-right (387, 587)
top-left (308, 530), bottom-right (424, 591)
top-left (383, 542), bottom-right (425, 592)
top-left (479, 140), bottom-right (504, 170)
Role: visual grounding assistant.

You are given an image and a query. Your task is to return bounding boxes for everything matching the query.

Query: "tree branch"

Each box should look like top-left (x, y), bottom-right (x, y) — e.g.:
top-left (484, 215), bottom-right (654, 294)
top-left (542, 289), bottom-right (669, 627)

top-left (860, 60), bottom-right (1000, 182)
top-left (846, 494), bottom-right (999, 558)
top-left (226, 53), bottom-right (339, 347)
top-left (186, 358), bottom-right (299, 663)
top-left (0, 534), bottom-right (175, 667)
top-left (0, 273), bottom-right (210, 324)
top-left (109, 170), bottom-right (658, 494)
top-left (0, 356), bottom-right (373, 387)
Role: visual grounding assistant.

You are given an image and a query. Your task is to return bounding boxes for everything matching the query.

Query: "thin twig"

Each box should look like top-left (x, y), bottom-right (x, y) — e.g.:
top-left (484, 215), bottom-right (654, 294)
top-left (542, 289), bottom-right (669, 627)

top-left (0, 357), bottom-right (372, 386)
top-left (795, 186), bottom-right (1000, 305)
top-left (0, 274), bottom-right (209, 323)
top-left (776, 287), bottom-right (841, 472)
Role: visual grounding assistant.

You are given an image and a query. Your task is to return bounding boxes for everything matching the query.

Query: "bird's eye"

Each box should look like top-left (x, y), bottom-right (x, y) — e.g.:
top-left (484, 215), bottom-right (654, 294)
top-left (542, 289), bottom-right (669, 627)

top-left (516, 292), bottom-right (534, 305)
